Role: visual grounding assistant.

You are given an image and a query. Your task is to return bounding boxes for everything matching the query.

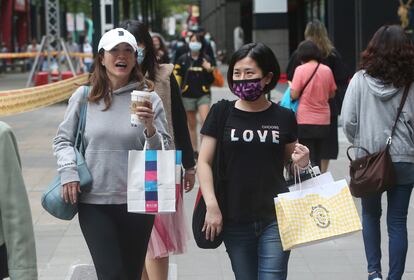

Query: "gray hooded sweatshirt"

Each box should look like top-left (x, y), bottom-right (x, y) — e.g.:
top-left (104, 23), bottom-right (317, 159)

top-left (53, 83), bottom-right (171, 204)
top-left (341, 70), bottom-right (414, 164)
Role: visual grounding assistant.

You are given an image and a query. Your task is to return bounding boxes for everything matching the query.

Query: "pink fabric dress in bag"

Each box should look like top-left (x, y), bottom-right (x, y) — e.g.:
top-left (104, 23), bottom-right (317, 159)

top-left (146, 174), bottom-right (190, 258)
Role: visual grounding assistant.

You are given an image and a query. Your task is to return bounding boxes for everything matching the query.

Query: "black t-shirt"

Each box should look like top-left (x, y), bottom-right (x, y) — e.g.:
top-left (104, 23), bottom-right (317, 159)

top-left (201, 102), bottom-right (298, 223)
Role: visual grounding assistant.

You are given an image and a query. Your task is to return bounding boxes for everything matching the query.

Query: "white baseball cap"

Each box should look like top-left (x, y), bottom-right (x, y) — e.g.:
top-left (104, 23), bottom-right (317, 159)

top-left (98, 28), bottom-right (138, 52)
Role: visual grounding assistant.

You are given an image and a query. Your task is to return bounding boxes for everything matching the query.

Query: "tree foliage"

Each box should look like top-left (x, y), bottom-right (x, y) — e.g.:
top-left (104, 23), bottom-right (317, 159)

top-left (61, 0), bottom-right (92, 17)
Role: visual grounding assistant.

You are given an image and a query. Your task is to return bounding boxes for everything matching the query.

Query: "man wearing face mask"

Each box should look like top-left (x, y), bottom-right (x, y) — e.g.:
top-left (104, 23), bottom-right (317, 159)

top-left (174, 33), bottom-right (215, 158)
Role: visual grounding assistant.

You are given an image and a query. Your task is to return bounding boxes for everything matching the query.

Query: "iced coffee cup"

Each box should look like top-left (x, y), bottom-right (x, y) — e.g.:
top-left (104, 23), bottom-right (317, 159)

top-left (131, 90), bottom-right (152, 127)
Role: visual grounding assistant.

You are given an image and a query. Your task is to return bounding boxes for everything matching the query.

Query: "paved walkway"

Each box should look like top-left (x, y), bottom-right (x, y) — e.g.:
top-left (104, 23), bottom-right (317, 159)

top-left (1, 72), bottom-right (413, 280)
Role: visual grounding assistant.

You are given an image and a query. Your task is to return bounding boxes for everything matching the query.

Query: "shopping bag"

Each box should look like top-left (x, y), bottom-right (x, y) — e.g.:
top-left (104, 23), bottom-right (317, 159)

top-left (127, 144), bottom-right (182, 214)
top-left (284, 166), bottom-right (325, 191)
top-left (287, 169), bottom-right (335, 192)
top-left (274, 179), bottom-right (362, 251)
top-left (212, 68), bottom-right (225, 87)
top-left (279, 87), bottom-right (298, 113)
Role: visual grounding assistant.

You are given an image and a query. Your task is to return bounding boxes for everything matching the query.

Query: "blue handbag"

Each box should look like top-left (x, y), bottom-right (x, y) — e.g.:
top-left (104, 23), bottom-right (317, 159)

top-left (41, 87), bottom-right (92, 220)
top-left (279, 87), bottom-right (299, 113)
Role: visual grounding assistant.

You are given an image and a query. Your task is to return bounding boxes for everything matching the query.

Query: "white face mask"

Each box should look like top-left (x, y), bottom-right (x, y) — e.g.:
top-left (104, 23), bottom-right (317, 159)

top-left (189, 41), bottom-right (202, 52)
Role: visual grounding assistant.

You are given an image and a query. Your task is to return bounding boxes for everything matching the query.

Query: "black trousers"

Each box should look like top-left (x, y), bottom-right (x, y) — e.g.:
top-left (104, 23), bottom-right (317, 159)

top-left (78, 203), bottom-right (155, 280)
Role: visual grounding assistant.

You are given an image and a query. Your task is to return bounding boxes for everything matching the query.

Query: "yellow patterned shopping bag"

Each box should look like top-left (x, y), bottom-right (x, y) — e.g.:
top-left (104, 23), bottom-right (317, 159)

top-left (274, 179), bottom-right (362, 251)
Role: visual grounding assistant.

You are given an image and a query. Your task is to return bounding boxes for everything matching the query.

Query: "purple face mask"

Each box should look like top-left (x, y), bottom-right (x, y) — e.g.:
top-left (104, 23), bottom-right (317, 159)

top-left (231, 78), bottom-right (263, 101)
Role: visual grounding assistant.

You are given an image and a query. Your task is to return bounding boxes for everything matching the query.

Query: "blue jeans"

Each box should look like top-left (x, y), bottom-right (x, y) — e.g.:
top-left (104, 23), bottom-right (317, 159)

top-left (361, 163), bottom-right (414, 280)
top-left (223, 219), bottom-right (290, 280)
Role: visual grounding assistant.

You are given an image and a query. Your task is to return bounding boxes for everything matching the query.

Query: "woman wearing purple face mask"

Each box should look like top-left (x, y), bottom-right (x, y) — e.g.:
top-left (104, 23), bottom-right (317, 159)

top-left (197, 43), bottom-right (310, 280)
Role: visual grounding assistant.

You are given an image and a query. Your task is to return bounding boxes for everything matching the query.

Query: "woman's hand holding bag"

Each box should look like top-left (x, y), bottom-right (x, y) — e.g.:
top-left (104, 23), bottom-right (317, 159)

top-left (62, 181), bottom-right (81, 204)
top-left (203, 200), bottom-right (223, 241)
top-left (291, 143), bottom-right (310, 168)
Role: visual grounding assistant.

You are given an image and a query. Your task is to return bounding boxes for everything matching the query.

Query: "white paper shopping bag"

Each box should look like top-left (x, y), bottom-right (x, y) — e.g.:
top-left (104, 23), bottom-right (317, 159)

top-left (275, 179), bottom-right (362, 251)
top-left (288, 171), bottom-right (335, 192)
top-left (127, 144), bottom-right (182, 214)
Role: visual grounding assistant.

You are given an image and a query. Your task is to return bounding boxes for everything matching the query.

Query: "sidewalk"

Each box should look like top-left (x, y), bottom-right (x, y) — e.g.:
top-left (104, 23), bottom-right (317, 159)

top-left (1, 72), bottom-right (413, 280)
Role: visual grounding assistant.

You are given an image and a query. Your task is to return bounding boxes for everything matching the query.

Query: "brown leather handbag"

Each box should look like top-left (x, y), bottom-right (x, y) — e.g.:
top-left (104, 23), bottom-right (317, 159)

top-left (346, 85), bottom-right (410, 198)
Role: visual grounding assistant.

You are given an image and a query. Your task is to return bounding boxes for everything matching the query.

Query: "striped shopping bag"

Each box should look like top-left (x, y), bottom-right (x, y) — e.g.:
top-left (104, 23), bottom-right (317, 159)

top-left (127, 146), bottom-right (182, 214)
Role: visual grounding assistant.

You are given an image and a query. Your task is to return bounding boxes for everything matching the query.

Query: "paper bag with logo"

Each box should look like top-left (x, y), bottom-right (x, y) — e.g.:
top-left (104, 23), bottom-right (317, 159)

top-left (274, 179), bottom-right (362, 251)
top-left (127, 143), bottom-right (181, 214)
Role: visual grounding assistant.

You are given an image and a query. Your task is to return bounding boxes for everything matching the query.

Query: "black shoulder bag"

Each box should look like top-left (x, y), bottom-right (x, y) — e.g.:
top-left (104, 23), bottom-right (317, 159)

top-left (346, 85), bottom-right (410, 197)
top-left (192, 100), bottom-right (233, 249)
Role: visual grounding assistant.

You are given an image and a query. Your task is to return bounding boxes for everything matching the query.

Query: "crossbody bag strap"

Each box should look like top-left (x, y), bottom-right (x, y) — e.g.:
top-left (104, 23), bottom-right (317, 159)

top-left (389, 84), bottom-right (411, 144)
top-left (213, 100), bottom-right (234, 201)
top-left (217, 100), bottom-right (233, 139)
top-left (74, 86), bottom-right (89, 153)
top-left (298, 63), bottom-right (320, 98)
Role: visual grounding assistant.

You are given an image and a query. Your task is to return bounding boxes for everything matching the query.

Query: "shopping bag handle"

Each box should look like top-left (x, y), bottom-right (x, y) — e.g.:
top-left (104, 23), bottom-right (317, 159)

top-left (143, 138), bottom-right (167, 151)
top-left (293, 163), bottom-right (316, 192)
top-left (346, 145), bottom-right (370, 161)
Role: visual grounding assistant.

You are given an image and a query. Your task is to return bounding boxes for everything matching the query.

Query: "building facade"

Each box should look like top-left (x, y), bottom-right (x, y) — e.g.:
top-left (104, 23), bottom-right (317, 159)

top-left (200, 0), bottom-right (404, 73)
top-left (0, 0), bottom-right (31, 51)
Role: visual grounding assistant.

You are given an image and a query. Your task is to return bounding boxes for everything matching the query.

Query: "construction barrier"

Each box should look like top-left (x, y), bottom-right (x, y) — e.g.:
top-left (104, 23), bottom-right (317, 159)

top-left (0, 52), bottom-right (93, 59)
top-left (0, 73), bottom-right (88, 116)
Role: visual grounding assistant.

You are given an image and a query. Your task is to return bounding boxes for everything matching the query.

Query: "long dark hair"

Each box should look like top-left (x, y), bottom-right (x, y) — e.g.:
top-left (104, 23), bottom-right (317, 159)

top-left (87, 49), bottom-right (147, 111)
top-left (119, 20), bottom-right (158, 81)
top-left (360, 25), bottom-right (414, 88)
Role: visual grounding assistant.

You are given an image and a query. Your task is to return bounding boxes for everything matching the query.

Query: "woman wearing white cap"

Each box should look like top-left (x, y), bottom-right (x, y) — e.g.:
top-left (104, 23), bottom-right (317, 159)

top-left (53, 28), bottom-right (171, 279)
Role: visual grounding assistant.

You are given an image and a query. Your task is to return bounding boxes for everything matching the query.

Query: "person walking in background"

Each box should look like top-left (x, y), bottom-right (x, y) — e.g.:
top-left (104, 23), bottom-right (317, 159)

top-left (287, 19), bottom-right (348, 173)
top-left (174, 33), bottom-right (215, 158)
top-left (290, 40), bottom-right (336, 169)
top-left (0, 42), bottom-right (9, 73)
top-left (197, 43), bottom-right (310, 280)
top-left (120, 19), bottom-right (196, 280)
top-left (196, 28), bottom-right (217, 67)
top-left (173, 30), bottom-right (191, 65)
top-left (342, 25), bottom-right (414, 280)
top-left (151, 33), bottom-right (170, 64)
top-left (82, 37), bottom-right (93, 73)
top-left (204, 32), bottom-right (217, 61)
top-left (26, 38), bottom-right (41, 71)
top-left (66, 34), bottom-right (79, 53)
top-left (0, 122), bottom-right (37, 280)
top-left (64, 35), bottom-right (80, 70)
top-left (53, 28), bottom-right (171, 280)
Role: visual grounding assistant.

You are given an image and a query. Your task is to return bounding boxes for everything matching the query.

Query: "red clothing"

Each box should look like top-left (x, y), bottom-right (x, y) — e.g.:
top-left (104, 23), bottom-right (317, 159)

top-left (291, 62), bottom-right (337, 125)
